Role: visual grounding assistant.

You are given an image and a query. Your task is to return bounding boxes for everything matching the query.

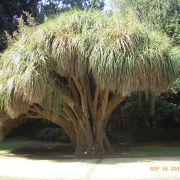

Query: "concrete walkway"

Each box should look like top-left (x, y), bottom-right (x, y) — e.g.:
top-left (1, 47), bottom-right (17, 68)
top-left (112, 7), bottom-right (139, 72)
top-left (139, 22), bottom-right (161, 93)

top-left (0, 156), bottom-right (180, 179)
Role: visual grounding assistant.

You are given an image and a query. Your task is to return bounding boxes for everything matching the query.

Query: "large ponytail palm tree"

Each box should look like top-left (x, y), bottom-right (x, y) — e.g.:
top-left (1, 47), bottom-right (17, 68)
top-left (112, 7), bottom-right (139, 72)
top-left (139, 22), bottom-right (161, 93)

top-left (0, 10), bottom-right (178, 154)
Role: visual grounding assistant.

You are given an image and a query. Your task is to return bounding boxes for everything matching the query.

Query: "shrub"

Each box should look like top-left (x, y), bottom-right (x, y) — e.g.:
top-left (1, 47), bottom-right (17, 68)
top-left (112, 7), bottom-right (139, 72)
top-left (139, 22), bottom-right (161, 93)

top-left (36, 127), bottom-right (70, 142)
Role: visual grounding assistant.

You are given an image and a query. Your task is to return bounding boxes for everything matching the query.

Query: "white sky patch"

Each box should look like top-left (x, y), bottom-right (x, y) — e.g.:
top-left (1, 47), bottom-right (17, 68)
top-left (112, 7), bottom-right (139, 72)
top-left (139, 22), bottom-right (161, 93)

top-left (40, 0), bottom-right (113, 10)
top-left (104, 0), bottom-right (113, 11)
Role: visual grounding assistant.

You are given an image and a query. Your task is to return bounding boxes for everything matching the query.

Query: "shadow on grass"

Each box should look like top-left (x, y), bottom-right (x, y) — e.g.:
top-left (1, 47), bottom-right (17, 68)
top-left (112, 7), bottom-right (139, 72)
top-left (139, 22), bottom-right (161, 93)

top-left (1, 137), bottom-right (180, 164)
top-left (0, 137), bottom-right (44, 154)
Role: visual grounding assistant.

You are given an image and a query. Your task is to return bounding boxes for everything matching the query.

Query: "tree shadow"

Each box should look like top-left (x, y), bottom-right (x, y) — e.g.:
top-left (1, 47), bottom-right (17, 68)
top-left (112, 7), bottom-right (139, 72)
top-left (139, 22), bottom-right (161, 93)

top-left (4, 142), bottom-right (180, 164)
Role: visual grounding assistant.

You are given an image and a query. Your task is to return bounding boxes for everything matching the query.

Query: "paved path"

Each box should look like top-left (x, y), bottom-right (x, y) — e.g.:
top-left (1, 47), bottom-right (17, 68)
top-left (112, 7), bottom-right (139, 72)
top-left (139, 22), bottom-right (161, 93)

top-left (1, 156), bottom-right (180, 179)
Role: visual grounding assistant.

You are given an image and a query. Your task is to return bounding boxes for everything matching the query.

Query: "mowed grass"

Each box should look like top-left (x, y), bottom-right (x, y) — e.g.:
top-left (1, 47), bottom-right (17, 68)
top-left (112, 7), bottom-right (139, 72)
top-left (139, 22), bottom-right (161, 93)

top-left (128, 145), bottom-right (180, 157)
top-left (1, 137), bottom-right (180, 157)
top-left (0, 137), bottom-right (43, 156)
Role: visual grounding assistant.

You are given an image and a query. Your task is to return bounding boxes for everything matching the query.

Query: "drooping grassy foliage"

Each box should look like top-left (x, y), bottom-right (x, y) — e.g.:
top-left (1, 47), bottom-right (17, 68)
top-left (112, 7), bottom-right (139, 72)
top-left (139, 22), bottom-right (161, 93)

top-left (0, 10), bottom-right (179, 119)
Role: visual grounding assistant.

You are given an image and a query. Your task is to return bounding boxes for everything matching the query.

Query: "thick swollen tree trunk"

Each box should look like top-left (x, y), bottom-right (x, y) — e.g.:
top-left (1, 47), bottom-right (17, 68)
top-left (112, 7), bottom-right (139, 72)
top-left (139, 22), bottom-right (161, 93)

top-left (65, 115), bottom-right (113, 155)
top-left (28, 72), bottom-right (124, 155)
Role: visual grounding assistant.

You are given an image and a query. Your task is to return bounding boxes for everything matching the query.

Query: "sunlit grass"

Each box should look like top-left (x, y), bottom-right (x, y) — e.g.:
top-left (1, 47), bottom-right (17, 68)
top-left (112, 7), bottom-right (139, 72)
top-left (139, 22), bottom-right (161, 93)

top-left (128, 145), bottom-right (180, 157)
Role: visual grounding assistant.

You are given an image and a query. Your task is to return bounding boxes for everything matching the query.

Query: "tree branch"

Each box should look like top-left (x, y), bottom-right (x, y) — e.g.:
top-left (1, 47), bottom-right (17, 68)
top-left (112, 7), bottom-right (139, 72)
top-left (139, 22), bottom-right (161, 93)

top-left (105, 94), bottom-right (124, 119)
top-left (101, 87), bottom-right (110, 117)
top-left (93, 86), bottom-right (99, 121)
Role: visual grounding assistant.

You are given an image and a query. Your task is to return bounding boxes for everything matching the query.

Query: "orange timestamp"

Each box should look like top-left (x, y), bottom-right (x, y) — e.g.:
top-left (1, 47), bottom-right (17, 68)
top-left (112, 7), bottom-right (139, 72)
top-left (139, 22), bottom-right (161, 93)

top-left (150, 166), bottom-right (180, 171)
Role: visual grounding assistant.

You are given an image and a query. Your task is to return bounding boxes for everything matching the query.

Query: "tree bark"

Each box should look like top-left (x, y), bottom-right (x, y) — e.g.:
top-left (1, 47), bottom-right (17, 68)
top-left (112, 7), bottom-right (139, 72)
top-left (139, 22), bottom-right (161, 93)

top-left (74, 122), bottom-right (111, 155)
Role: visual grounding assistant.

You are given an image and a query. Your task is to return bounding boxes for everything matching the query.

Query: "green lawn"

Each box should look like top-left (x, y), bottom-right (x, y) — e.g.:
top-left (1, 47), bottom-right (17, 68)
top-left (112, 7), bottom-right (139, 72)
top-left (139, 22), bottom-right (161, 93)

top-left (0, 137), bottom-right (43, 156)
top-left (128, 145), bottom-right (180, 157)
top-left (1, 137), bottom-right (180, 157)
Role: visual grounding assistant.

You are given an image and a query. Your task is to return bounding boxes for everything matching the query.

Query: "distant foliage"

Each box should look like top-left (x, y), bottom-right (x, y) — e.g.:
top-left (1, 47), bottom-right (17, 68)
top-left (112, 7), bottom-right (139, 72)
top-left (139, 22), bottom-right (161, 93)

top-left (36, 127), bottom-right (70, 142)
top-left (0, 0), bottom-right (40, 51)
top-left (107, 90), bottom-right (180, 142)
top-left (114, 0), bottom-right (180, 45)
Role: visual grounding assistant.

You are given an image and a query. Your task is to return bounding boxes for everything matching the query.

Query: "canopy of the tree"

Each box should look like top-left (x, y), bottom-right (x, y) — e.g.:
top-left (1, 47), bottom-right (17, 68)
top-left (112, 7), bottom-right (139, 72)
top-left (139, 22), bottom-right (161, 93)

top-left (0, 10), bottom-right (179, 118)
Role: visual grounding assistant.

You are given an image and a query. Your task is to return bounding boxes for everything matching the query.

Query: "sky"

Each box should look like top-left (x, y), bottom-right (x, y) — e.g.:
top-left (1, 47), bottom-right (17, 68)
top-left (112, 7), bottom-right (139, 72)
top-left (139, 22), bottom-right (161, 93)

top-left (104, 0), bottom-right (113, 11)
top-left (41, 0), bottom-right (113, 10)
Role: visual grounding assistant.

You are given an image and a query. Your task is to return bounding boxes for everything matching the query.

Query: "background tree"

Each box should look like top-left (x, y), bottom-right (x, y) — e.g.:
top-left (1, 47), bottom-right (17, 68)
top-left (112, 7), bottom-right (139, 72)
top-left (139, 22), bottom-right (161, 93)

top-left (113, 0), bottom-right (180, 45)
top-left (0, 0), bottom-right (40, 51)
top-left (0, 10), bottom-right (178, 154)
top-left (0, 0), bottom-right (105, 52)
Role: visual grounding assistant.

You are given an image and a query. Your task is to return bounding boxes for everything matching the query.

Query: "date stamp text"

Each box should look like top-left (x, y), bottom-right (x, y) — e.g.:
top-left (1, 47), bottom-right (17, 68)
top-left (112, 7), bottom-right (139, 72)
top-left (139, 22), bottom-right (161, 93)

top-left (150, 166), bottom-right (180, 172)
